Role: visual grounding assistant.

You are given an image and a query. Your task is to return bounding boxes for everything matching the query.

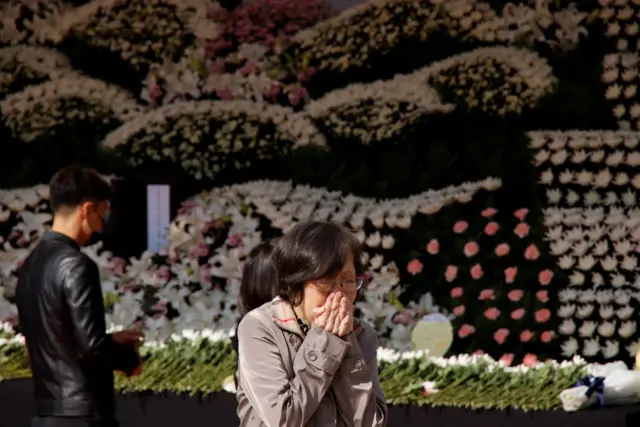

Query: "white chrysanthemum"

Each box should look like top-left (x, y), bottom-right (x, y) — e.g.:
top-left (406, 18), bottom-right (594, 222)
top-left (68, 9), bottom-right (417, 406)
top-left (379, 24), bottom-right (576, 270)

top-left (0, 46), bottom-right (76, 99)
top-left (101, 100), bottom-right (326, 180)
top-left (0, 0), bottom-right (68, 46)
top-left (306, 75), bottom-right (454, 144)
top-left (602, 54), bottom-right (640, 129)
top-left (36, 0), bottom-right (217, 71)
top-left (419, 47), bottom-right (556, 115)
top-left (0, 76), bottom-right (144, 142)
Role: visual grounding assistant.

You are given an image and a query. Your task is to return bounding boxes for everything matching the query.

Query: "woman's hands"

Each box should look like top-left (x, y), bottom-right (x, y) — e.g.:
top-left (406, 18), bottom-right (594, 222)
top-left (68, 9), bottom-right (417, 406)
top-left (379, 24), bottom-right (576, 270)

top-left (312, 292), bottom-right (354, 337)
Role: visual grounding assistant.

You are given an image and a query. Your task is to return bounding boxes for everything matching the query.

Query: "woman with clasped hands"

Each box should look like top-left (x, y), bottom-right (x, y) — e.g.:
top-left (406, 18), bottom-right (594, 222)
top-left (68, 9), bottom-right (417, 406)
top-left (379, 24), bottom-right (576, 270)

top-left (236, 221), bottom-right (387, 427)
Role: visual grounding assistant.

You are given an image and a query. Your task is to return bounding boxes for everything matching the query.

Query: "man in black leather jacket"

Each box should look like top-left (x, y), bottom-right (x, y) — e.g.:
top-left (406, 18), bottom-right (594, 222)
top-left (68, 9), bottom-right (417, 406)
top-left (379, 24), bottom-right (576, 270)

top-left (16, 166), bottom-right (145, 427)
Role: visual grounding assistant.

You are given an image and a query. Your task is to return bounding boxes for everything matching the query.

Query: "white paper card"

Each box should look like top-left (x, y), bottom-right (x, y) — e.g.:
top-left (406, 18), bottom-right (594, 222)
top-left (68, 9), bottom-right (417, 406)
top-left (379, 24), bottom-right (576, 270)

top-left (146, 185), bottom-right (170, 252)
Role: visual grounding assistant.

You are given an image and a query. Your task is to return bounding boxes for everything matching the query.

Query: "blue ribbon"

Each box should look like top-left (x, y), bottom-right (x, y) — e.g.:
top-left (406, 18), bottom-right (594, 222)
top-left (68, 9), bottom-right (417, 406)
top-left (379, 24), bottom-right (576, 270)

top-left (576, 375), bottom-right (605, 408)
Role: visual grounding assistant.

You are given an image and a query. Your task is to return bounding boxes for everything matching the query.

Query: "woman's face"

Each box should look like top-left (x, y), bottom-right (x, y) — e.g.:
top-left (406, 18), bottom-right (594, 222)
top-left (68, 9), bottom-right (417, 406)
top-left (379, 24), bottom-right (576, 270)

top-left (303, 254), bottom-right (358, 320)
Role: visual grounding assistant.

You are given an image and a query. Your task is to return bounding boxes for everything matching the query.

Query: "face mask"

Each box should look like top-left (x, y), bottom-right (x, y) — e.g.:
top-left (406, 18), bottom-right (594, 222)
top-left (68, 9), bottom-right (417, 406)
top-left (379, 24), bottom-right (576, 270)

top-left (84, 207), bottom-right (110, 247)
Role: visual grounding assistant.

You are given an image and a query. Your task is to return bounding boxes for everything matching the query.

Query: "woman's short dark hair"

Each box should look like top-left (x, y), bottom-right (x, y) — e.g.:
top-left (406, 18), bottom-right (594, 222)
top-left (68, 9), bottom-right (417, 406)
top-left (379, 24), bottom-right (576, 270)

top-left (239, 241), bottom-right (278, 316)
top-left (49, 165), bottom-right (112, 213)
top-left (273, 220), bottom-right (365, 305)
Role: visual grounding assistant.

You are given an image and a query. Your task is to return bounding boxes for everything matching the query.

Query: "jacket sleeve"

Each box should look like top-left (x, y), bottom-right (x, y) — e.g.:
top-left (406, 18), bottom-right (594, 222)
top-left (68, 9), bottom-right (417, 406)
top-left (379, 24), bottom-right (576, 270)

top-left (62, 256), bottom-right (139, 374)
top-left (331, 321), bottom-right (388, 427)
top-left (237, 312), bottom-right (349, 427)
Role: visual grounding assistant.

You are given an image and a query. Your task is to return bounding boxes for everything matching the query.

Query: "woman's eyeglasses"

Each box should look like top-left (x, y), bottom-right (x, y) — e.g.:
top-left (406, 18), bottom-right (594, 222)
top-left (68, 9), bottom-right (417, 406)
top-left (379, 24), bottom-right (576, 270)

top-left (314, 277), bottom-right (365, 293)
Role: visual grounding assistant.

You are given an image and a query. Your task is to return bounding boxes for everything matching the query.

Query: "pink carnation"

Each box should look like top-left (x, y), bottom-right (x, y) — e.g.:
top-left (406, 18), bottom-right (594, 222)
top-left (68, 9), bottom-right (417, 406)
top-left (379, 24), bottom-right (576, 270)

top-left (453, 220), bottom-right (468, 233)
top-left (463, 241), bottom-right (479, 257)
top-left (407, 259), bottom-right (423, 275)
top-left (445, 265), bottom-right (458, 282)
top-left (470, 264), bottom-right (484, 279)
top-left (426, 239), bottom-right (439, 255)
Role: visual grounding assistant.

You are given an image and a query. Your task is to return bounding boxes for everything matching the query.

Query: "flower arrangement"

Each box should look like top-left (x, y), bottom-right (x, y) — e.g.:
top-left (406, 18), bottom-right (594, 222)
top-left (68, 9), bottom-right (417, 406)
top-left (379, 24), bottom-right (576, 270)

top-left (0, 46), bottom-right (75, 99)
top-left (603, 53), bottom-right (640, 130)
top-left (530, 131), bottom-right (640, 207)
top-left (424, 47), bottom-right (557, 115)
top-left (0, 323), bottom-right (590, 410)
top-left (0, 0), bottom-right (68, 46)
top-left (546, 207), bottom-right (640, 361)
top-left (101, 100), bottom-right (326, 180)
top-left (305, 75), bottom-right (455, 144)
top-left (0, 76), bottom-right (144, 143)
top-left (37, 0), bottom-right (213, 73)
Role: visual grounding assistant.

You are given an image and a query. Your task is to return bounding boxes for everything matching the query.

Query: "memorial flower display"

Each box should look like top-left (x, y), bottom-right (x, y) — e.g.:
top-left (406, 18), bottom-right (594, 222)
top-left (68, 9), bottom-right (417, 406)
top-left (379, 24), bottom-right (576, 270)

top-left (0, 0), bottom-right (638, 413)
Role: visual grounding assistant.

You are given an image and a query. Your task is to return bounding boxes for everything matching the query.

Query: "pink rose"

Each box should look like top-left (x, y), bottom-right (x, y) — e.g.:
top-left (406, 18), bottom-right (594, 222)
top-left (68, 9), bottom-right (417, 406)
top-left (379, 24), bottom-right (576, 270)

top-left (525, 244), bottom-right (540, 260)
top-left (407, 259), bottom-right (423, 275)
top-left (493, 328), bottom-right (509, 344)
top-left (511, 308), bottom-right (525, 320)
top-left (426, 239), bottom-right (439, 255)
top-left (453, 220), bottom-right (469, 233)
top-left (536, 290), bottom-right (549, 303)
top-left (458, 324), bottom-right (476, 338)
top-left (484, 222), bottom-right (499, 236)
top-left (495, 243), bottom-right (510, 257)
top-left (484, 307), bottom-right (500, 320)
top-left (504, 266), bottom-right (518, 283)
top-left (450, 287), bottom-right (464, 298)
top-left (445, 265), bottom-right (458, 282)
top-left (514, 222), bottom-right (530, 238)
top-left (538, 269), bottom-right (554, 285)
top-left (478, 289), bottom-right (495, 300)
top-left (499, 353), bottom-right (514, 366)
top-left (535, 309), bottom-right (551, 323)
top-left (481, 207), bottom-right (498, 217)
top-left (514, 208), bottom-right (529, 221)
top-left (541, 331), bottom-right (554, 343)
top-left (470, 264), bottom-right (484, 279)
top-left (520, 330), bottom-right (533, 342)
top-left (523, 353), bottom-right (538, 367)
top-left (508, 289), bottom-right (524, 302)
top-left (452, 305), bottom-right (465, 316)
top-left (463, 241), bottom-right (479, 257)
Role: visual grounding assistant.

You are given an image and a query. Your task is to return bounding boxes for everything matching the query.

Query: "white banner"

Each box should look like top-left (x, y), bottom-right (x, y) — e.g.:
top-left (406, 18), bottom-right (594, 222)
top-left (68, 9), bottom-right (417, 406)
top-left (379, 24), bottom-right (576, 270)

top-left (146, 185), bottom-right (171, 252)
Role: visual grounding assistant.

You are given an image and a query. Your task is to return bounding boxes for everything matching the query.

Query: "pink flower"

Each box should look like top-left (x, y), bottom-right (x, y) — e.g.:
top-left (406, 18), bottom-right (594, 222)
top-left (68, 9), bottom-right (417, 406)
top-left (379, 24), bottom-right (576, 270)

top-left (470, 264), bottom-right (484, 279)
top-left (536, 290), bottom-right (549, 303)
top-left (478, 289), bottom-right (495, 300)
top-left (450, 287), bottom-right (464, 298)
top-left (473, 349), bottom-right (485, 356)
top-left (463, 241), bottom-right (479, 257)
top-left (458, 324), bottom-right (475, 338)
top-left (393, 309), bottom-right (418, 325)
top-left (484, 307), bottom-right (500, 320)
top-left (495, 243), bottom-right (510, 257)
top-left (484, 222), bottom-right (499, 236)
top-left (494, 328), bottom-right (509, 344)
top-left (525, 244), bottom-right (540, 260)
top-left (520, 330), bottom-right (533, 342)
top-left (445, 265), bottom-right (458, 282)
top-left (541, 331), bottom-right (554, 343)
top-left (407, 259), bottom-right (423, 275)
top-left (226, 233), bottom-right (244, 247)
top-left (508, 289), bottom-right (523, 302)
top-left (151, 302), bottom-right (168, 317)
top-left (453, 220), bottom-right (468, 233)
top-left (523, 354), bottom-right (538, 367)
top-left (426, 239), bottom-right (439, 255)
top-left (499, 353), bottom-right (514, 366)
top-left (452, 305), bottom-right (465, 316)
top-left (216, 88), bottom-right (233, 100)
top-left (535, 309), bottom-right (551, 323)
top-left (109, 257), bottom-right (126, 275)
top-left (504, 266), bottom-right (518, 283)
top-left (481, 207), bottom-right (498, 217)
top-left (156, 265), bottom-right (171, 280)
top-left (200, 265), bottom-right (212, 283)
top-left (511, 308), bottom-right (525, 320)
top-left (538, 269), bottom-right (554, 285)
top-left (514, 222), bottom-right (530, 238)
top-left (189, 241), bottom-right (211, 258)
top-left (514, 208), bottom-right (529, 221)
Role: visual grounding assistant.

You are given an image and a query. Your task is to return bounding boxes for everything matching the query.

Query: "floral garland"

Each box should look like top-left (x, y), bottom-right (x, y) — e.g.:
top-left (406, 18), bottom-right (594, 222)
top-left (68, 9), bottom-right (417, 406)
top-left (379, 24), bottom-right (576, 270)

top-left (36, 0), bottom-right (215, 72)
top-left (0, 323), bottom-right (590, 410)
top-left (530, 131), bottom-right (640, 206)
top-left (100, 100), bottom-right (326, 180)
top-left (546, 207), bottom-right (640, 361)
top-left (422, 47), bottom-right (557, 115)
top-left (305, 75), bottom-right (455, 144)
top-left (0, 76), bottom-right (144, 143)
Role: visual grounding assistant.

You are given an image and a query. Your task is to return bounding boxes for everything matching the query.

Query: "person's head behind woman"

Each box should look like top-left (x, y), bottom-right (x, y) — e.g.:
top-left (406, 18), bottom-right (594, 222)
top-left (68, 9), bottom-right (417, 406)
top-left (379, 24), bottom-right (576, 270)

top-left (272, 220), bottom-right (365, 322)
top-left (239, 241), bottom-right (278, 316)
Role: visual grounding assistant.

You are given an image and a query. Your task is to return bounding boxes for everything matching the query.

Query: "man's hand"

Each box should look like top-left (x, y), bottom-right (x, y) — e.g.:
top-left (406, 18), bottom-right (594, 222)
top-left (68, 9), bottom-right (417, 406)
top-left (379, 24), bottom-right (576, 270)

top-left (111, 328), bottom-right (145, 347)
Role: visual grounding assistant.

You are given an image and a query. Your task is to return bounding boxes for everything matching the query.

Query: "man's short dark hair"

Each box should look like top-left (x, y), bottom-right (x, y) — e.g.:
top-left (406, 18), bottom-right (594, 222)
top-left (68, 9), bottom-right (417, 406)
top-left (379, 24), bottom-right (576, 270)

top-left (49, 166), bottom-right (112, 213)
top-left (272, 220), bottom-right (365, 305)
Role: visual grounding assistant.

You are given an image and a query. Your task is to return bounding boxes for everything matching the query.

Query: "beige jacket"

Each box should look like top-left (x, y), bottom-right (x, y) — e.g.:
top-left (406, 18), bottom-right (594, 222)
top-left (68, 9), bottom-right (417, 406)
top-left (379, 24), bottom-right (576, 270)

top-left (236, 298), bottom-right (388, 427)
